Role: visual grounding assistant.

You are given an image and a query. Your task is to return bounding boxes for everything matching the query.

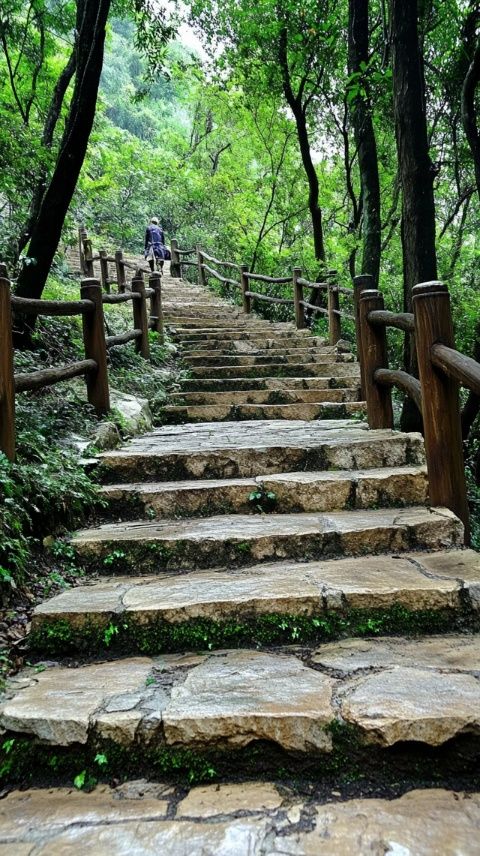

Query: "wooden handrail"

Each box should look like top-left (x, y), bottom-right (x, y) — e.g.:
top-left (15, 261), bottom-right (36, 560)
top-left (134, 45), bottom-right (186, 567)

top-left (297, 278), bottom-right (328, 290)
top-left (300, 300), bottom-right (328, 315)
top-left (374, 368), bottom-right (422, 413)
top-left (245, 291), bottom-right (293, 305)
top-left (15, 360), bottom-right (97, 393)
top-left (202, 263), bottom-right (240, 287)
top-left (106, 329), bottom-right (142, 348)
top-left (244, 272), bottom-right (292, 284)
top-left (201, 250), bottom-right (240, 270)
top-left (431, 343), bottom-right (480, 396)
top-left (102, 292), bottom-right (139, 304)
top-left (368, 309), bottom-right (415, 334)
top-left (11, 296), bottom-right (94, 316)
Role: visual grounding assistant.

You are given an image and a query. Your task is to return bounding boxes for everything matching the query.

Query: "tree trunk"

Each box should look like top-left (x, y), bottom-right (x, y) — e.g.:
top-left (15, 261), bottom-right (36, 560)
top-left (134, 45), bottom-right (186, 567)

top-left (15, 0), bottom-right (111, 310)
top-left (17, 49), bottom-right (77, 258)
top-left (390, 0), bottom-right (437, 431)
top-left (278, 28), bottom-right (326, 264)
top-left (348, 0), bottom-right (381, 287)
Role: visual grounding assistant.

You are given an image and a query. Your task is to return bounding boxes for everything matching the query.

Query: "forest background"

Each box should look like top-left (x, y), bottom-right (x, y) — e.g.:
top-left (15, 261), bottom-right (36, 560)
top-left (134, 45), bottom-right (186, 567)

top-left (2, 0), bottom-right (480, 598)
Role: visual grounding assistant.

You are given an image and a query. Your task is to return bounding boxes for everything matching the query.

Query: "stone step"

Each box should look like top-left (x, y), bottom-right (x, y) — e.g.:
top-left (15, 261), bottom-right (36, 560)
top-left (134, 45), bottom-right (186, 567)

top-left (180, 375), bottom-right (361, 392)
top-left (188, 361), bottom-right (361, 379)
top-left (181, 338), bottom-right (331, 354)
top-left (1, 786), bottom-right (479, 853)
top-left (99, 465), bottom-right (428, 519)
top-left (171, 329), bottom-right (314, 343)
top-left (3, 633), bottom-right (480, 764)
top-left (98, 420), bottom-right (424, 482)
top-left (72, 506), bottom-right (462, 573)
top-left (171, 388), bottom-right (360, 405)
top-left (162, 401), bottom-right (366, 423)
top-left (32, 550), bottom-right (479, 651)
top-left (182, 351), bottom-right (354, 367)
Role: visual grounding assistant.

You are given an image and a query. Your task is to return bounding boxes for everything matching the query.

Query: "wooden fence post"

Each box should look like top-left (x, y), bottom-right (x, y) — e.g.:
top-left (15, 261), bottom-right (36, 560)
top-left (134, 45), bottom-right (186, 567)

top-left (197, 244), bottom-right (206, 287)
top-left (353, 274), bottom-right (373, 400)
top-left (132, 272), bottom-right (150, 359)
top-left (359, 289), bottom-right (394, 429)
top-left (171, 239), bottom-right (181, 278)
top-left (115, 250), bottom-right (127, 293)
top-left (149, 272), bottom-right (164, 343)
top-left (293, 268), bottom-right (304, 329)
top-left (413, 280), bottom-right (470, 541)
top-left (78, 226), bottom-right (88, 274)
top-left (240, 265), bottom-right (251, 314)
top-left (328, 283), bottom-right (341, 345)
top-left (81, 279), bottom-right (110, 415)
top-left (84, 237), bottom-right (94, 277)
top-left (0, 273), bottom-right (16, 461)
top-left (99, 250), bottom-right (110, 293)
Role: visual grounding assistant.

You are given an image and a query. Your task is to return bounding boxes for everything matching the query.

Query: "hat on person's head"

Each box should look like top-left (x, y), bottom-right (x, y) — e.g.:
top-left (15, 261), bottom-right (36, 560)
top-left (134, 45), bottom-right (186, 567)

top-left (150, 217), bottom-right (159, 224)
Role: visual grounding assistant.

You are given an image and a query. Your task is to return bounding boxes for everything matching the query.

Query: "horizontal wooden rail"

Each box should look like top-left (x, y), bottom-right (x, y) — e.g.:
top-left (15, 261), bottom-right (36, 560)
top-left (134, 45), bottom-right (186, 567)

top-left (15, 359), bottom-right (97, 393)
top-left (297, 278), bottom-right (328, 290)
top-left (332, 309), bottom-right (355, 321)
top-left (431, 343), bottom-right (480, 395)
top-left (202, 264), bottom-right (240, 287)
top-left (179, 259), bottom-right (197, 267)
top-left (336, 286), bottom-right (354, 296)
top-left (300, 300), bottom-right (328, 315)
top-left (368, 309), bottom-right (415, 333)
top-left (102, 292), bottom-right (139, 304)
top-left (374, 368), bottom-right (422, 412)
top-left (201, 251), bottom-right (240, 270)
top-left (244, 272), bottom-right (292, 284)
top-left (177, 248), bottom-right (195, 256)
top-left (245, 291), bottom-right (293, 305)
top-left (106, 329), bottom-right (142, 348)
top-left (11, 296), bottom-right (94, 316)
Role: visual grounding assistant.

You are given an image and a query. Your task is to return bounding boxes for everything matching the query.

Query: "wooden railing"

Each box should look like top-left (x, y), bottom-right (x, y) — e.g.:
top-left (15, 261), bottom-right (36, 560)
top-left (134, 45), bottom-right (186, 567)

top-left (0, 260), bottom-right (163, 461)
top-left (78, 226), bottom-right (155, 292)
top-left (172, 242), bottom-right (478, 541)
top-left (173, 242), bottom-right (355, 345)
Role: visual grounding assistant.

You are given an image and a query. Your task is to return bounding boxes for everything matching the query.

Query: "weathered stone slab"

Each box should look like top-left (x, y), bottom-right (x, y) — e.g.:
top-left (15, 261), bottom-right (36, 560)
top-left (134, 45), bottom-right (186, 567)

top-left (176, 782), bottom-right (282, 817)
top-left (33, 550), bottom-right (475, 633)
top-left (72, 507), bottom-right (463, 571)
top-left (171, 387), bottom-right (359, 405)
top-left (312, 633), bottom-right (480, 674)
top-left (99, 465), bottom-right (428, 518)
top-left (163, 401), bottom-right (366, 423)
top-left (163, 650), bottom-right (334, 751)
top-left (99, 420), bottom-right (424, 481)
top-left (1, 786), bottom-right (480, 855)
top-left (341, 666), bottom-right (480, 746)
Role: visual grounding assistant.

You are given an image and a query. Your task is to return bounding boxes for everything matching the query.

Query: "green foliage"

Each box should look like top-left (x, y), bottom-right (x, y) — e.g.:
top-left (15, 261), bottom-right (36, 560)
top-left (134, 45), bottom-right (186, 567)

top-left (29, 604), bottom-right (470, 657)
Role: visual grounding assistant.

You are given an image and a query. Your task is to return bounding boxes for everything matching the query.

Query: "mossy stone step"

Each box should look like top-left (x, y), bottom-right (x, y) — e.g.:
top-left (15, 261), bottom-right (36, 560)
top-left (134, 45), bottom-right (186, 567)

top-left (3, 635), bottom-right (480, 763)
top-left (162, 401), bottom-right (366, 424)
top-left (182, 352), bottom-right (353, 367)
top-left (180, 376), bottom-right (361, 392)
top-left (72, 507), bottom-right (462, 574)
top-left (99, 465), bottom-right (428, 519)
top-left (97, 421), bottom-right (424, 482)
top-left (31, 550), bottom-right (480, 654)
top-left (2, 786), bottom-right (479, 853)
top-left (170, 388), bottom-right (360, 406)
top-left (188, 362), bottom-right (360, 379)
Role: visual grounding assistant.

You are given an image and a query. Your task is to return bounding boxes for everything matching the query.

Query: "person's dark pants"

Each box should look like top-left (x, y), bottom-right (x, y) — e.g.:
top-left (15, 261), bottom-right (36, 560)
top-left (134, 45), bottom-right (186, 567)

top-left (149, 258), bottom-right (164, 272)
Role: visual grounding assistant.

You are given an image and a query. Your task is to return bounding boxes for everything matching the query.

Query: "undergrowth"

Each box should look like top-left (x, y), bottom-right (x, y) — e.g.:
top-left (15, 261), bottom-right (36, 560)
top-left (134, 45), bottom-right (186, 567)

top-left (1, 273), bottom-right (177, 599)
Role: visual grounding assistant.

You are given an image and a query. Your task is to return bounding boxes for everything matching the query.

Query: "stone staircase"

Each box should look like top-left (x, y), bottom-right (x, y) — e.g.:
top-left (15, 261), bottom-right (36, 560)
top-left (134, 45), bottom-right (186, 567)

top-left (2, 266), bottom-right (480, 851)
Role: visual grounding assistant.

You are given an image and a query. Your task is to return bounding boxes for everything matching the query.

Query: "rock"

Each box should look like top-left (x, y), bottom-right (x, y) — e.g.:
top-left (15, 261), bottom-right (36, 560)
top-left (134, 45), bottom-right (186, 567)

top-left (89, 421), bottom-right (120, 451)
top-left (312, 634), bottom-right (480, 675)
top-left (163, 649), bottom-right (334, 752)
top-left (110, 389), bottom-right (153, 435)
top-left (176, 783), bottom-right (282, 817)
top-left (341, 666), bottom-right (480, 746)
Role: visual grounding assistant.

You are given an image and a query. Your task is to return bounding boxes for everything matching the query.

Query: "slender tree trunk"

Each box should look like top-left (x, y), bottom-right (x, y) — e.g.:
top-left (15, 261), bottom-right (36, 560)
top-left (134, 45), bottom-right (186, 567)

top-left (17, 49), bottom-right (77, 257)
top-left (278, 28), bottom-right (326, 264)
top-left (15, 0), bottom-right (111, 308)
top-left (348, 0), bottom-right (381, 287)
top-left (390, 0), bottom-right (437, 430)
